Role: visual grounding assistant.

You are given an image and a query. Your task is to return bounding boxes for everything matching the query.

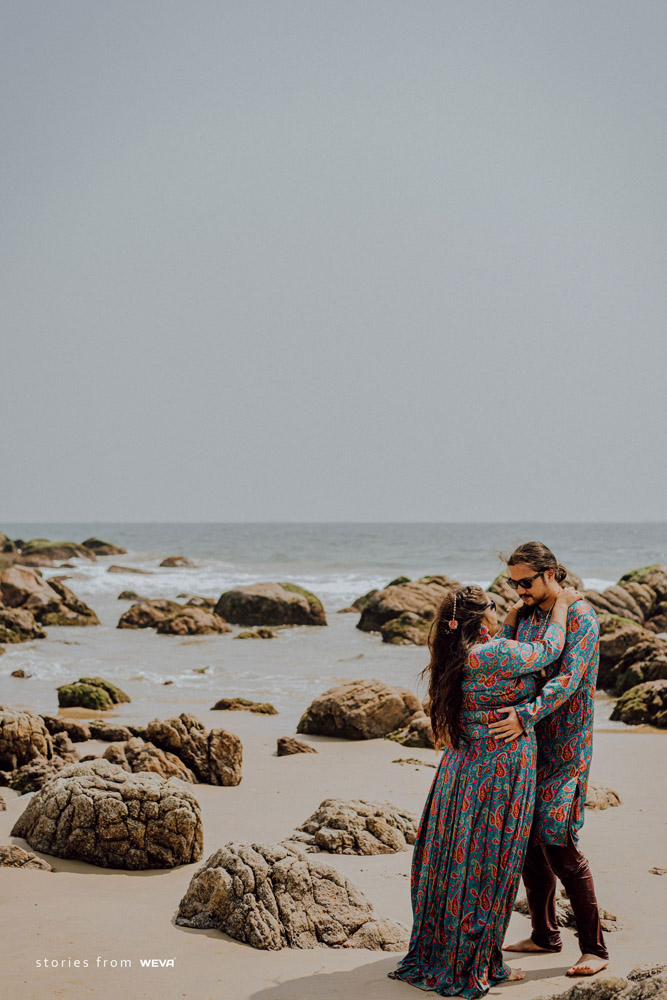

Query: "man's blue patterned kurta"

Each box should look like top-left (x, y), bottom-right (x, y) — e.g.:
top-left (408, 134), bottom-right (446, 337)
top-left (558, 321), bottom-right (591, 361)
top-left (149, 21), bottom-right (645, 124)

top-left (500, 599), bottom-right (600, 846)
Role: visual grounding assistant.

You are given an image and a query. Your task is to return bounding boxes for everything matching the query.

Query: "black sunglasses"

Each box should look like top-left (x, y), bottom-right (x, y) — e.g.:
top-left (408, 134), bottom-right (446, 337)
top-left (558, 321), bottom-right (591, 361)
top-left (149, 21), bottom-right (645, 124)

top-left (507, 572), bottom-right (543, 591)
top-left (483, 599), bottom-right (496, 611)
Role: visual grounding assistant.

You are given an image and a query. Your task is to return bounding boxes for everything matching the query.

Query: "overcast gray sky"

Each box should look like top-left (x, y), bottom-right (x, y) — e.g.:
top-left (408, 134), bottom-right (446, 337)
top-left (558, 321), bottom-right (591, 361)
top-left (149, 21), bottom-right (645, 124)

top-left (2, 1), bottom-right (666, 522)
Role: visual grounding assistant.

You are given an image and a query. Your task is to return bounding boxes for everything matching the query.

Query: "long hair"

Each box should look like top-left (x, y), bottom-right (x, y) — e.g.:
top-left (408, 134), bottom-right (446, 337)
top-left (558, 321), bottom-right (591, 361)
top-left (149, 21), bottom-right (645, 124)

top-left (508, 541), bottom-right (568, 583)
top-left (423, 585), bottom-right (490, 750)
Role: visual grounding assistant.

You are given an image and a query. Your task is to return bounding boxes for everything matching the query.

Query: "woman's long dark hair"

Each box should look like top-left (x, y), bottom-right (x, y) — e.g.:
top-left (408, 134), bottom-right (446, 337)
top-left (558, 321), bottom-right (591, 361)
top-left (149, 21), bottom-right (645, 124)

top-left (423, 585), bottom-right (490, 750)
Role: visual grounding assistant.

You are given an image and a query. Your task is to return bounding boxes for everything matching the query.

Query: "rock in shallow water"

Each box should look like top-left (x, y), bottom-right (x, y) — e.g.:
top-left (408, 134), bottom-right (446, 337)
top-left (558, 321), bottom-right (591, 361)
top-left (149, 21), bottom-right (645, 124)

top-left (176, 841), bottom-right (408, 950)
top-left (11, 759), bottom-right (203, 869)
top-left (214, 582), bottom-right (326, 627)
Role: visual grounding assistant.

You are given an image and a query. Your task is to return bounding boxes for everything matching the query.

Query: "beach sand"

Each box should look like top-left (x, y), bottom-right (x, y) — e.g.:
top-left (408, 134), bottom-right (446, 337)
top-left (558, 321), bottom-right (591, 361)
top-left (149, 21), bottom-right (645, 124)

top-left (1, 706), bottom-right (665, 1000)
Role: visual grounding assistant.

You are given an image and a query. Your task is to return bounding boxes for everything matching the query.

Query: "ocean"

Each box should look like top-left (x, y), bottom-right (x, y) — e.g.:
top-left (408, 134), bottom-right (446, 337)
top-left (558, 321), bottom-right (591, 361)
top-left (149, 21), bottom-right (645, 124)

top-left (1, 522), bottom-right (665, 732)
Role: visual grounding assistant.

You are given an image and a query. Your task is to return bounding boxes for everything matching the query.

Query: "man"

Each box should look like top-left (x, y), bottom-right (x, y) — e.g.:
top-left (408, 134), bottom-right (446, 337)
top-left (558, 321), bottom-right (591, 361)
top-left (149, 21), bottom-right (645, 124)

top-left (488, 541), bottom-right (609, 977)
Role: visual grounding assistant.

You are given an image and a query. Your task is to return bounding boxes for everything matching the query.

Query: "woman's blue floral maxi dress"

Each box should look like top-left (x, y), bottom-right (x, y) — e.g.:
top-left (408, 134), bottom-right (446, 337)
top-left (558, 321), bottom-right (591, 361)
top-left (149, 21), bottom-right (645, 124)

top-left (389, 624), bottom-right (565, 999)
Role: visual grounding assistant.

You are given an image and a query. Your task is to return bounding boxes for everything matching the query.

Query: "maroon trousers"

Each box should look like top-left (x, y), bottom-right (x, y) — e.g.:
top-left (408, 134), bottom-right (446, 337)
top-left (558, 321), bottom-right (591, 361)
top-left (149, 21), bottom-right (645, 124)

top-left (522, 839), bottom-right (609, 960)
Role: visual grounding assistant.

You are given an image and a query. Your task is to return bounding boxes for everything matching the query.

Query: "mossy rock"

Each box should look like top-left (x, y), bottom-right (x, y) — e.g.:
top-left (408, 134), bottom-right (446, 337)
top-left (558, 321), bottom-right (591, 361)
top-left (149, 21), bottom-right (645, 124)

top-left (387, 576), bottom-right (411, 587)
top-left (58, 682), bottom-right (114, 711)
top-left (277, 583), bottom-right (325, 619)
top-left (610, 680), bottom-right (667, 727)
top-left (79, 676), bottom-right (131, 704)
top-left (211, 697), bottom-right (278, 715)
top-left (82, 537), bottom-right (127, 555)
top-left (380, 612), bottom-right (431, 646)
top-left (21, 539), bottom-right (95, 562)
top-left (118, 590), bottom-right (139, 600)
top-left (618, 564), bottom-right (663, 586)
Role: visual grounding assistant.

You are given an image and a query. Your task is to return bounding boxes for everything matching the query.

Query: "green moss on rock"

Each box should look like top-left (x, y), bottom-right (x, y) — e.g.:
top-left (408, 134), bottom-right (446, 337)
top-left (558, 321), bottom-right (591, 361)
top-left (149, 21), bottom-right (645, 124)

top-left (57, 682), bottom-right (114, 711)
top-left (79, 676), bottom-right (130, 704)
top-left (278, 583), bottom-right (325, 619)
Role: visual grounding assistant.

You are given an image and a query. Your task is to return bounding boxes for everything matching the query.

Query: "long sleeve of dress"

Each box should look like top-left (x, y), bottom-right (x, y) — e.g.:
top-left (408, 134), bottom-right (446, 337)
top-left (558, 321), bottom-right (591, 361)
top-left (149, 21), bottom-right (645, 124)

top-left (468, 624), bottom-right (565, 680)
top-left (498, 623), bottom-right (516, 640)
top-left (514, 603), bottom-right (598, 733)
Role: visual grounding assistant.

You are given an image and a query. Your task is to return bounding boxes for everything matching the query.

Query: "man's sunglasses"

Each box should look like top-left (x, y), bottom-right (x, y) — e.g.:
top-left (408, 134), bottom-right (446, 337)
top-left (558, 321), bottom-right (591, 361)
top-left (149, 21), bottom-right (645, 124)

top-left (507, 572), bottom-right (543, 591)
top-left (483, 599), bottom-right (496, 611)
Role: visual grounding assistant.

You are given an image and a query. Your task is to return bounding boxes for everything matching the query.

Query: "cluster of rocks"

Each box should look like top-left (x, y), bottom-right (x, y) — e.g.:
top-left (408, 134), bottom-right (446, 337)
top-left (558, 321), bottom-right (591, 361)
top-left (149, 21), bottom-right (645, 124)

top-left (0, 533), bottom-right (125, 567)
top-left (0, 566), bottom-right (99, 647)
top-left (175, 841), bottom-right (408, 951)
top-left (353, 575), bottom-right (459, 645)
top-left (115, 582), bottom-right (326, 636)
top-left (0, 706), bottom-right (81, 793)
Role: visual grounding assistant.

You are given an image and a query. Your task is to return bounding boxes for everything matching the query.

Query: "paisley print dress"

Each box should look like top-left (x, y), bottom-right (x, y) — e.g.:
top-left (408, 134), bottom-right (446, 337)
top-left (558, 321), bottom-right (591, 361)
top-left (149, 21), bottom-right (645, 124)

top-left (389, 624), bottom-right (565, 999)
top-left (501, 600), bottom-right (600, 845)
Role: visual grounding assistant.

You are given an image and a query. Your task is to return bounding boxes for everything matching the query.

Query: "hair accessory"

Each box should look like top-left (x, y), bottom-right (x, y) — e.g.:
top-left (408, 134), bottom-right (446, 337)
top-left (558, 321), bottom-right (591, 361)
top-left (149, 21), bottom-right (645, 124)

top-left (448, 594), bottom-right (458, 630)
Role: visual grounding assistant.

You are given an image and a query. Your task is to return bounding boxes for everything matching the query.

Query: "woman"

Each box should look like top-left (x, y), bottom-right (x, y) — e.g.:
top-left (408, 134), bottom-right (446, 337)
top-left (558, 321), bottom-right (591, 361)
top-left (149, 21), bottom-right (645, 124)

top-left (389, 584), bottom-right (580, 999)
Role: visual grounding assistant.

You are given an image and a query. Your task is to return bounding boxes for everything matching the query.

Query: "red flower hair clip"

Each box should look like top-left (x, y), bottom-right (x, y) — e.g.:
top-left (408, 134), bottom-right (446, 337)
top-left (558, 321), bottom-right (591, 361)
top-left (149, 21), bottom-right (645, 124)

top-left (448, 594), bottom-right (458, 630)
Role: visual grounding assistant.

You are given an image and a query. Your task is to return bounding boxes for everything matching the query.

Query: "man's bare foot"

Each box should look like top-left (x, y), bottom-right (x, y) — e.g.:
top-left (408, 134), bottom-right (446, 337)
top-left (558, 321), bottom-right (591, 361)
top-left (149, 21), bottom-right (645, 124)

top-left (503, 937), bottom-right (559, 953)
top-left (566, 954), bottom-right (609, 977)
top-left (507, 969), bottom-right (526, 982)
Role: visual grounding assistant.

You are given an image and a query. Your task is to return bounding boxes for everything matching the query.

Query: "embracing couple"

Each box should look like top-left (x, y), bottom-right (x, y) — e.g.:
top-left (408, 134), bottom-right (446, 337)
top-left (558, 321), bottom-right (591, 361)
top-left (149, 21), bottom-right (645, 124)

top-left (389, 541), bottom-right (609, 999)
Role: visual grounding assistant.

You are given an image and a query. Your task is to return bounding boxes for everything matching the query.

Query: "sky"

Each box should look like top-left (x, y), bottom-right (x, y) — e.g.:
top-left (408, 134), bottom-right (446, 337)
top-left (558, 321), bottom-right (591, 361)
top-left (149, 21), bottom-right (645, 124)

top-left (2, 1), bottom-right (666, 522)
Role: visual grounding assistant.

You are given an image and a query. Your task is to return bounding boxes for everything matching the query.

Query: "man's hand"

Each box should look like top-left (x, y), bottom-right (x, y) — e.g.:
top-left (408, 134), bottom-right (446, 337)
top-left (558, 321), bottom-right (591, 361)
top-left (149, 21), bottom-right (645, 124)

top-left (488, 707), bottom-right (524, 743)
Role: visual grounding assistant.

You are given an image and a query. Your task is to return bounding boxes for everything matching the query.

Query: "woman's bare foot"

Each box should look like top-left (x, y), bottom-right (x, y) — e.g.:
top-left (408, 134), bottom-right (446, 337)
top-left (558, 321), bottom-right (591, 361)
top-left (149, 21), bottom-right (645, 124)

top-left (507, 969), bottom-right (526, 982)
top-left (566, 954), bottom-right (610, 977)
top-left (503, 937), bottom-right (558, 953)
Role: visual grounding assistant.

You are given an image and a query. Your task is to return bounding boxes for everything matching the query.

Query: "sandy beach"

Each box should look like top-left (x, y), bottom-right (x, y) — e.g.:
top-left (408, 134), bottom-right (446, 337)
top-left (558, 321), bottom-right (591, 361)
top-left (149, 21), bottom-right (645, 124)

top-left (2, 698), bottom-right (666, 1000)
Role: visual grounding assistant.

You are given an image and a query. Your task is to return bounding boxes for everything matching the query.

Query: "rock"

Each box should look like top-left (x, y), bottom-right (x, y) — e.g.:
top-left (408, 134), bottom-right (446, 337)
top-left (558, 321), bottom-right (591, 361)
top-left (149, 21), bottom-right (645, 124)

top-left (586, 564), bottom-right (667, 633)
top-left (613, 638), bottom-right (667, 696)
top-left (0, 608), bottom-right (46, 643)
top-left (515, 888), bottom-right (620, 932)
top-left (10, 668), bottom-right (29, 678)
top-left (649, 868), bottom-right (667, 876)
top-left (585, 783), bottom-right (622, 810)
top-left (211, 697), bottom-right (278, 715)
top-left (107, 565), bottom-right (152, 575)
top-left (160, 556), bottom-right (195, 568)
top-left (392, 757), bottom-right (436, 768)
top-left (175, 841), bottom-right (408, 950)
top-left (349, 589), bottom-right (380, 613)
top-left (597, 615), bottom-right (654, 690)
top-left (357, 575), bottom-right (459, 637)
top-left (214, 583), bottom-right (326, 627)
top-left (8, 749), bottom-right (79, 794)
top-left (234, 628), bottom-right (276, 639)
top-left (185, 596), bottom-right (216, 609)
top-left (40, 716), bottom-right (91, 742)
top-left (0, 793), bottom-right (5, 809)
top-left (118, 590), bottom-right (146, 600)
top-left (337, 607), bottom-right (359, 614)
top-left (156, 607), bottom-right (231, 635)
top-left (627, 965), bottom-right (667, 982)
top-left (146, 713), bottom-right (242, 785)
top-left (0, 707), bottom-right (53, 770)
top-left (380, 612), bottom-right (431, 646)
top-left (19, 539), bottom-right (97, 563)
top-left (386, 713), bottom-right (435, 749)
top-left (297, 799), bottom-right (418, 855)
top-left (82, 537), bottom-right (127, 556)
top-left (57, 677), bottom-right (130, 711)
top-left (0, 566), bottom-right (98, 627)
top-left (532, 967), bottom-right (667, 1000)
top-left (0, 845), bottom-right (53, 870)
top-left (103, 738), bottom-right (196, 782)
top-left (11, 759), bottom-right (203, 869)
top-left (276, 737), bottom-right (317, 756)
top-left (611, 680), bottom-right (667, 728)
top-left (117, 600), bottom-right (182, 629)
top-left (532, 978), bottom-right (630, 1000)
top-left (88, 722), bottom-right (134, 742)
top-left (297, 678), bottom-right (423, 740)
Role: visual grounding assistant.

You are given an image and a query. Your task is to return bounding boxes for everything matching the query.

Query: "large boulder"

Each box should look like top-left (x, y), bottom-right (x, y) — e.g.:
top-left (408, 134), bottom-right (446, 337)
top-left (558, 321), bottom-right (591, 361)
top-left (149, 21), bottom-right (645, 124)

top-left (297, 679), bottom-right (423, 740)
top-left (18, 539), bottom-right (97, 564)
top-left (103, 737), bottom-right (196, 782)
top-left (612, 638), bottom-right (667, 696)
top-left (380, 612), bottom-right (431, 646)
top-left (57, 677), bottom-right (130, 711)
top-left (586, 564), bottom-right (667, 633)
top-left (597, 615), bottom-right (653, 690)
top-left (0, 707), bottom-right (53, 770)
top-left (214, 583), bottom-right (326, 627)
top-left (357, 575), bottom-right (459, 637)
top-left (0, 566), bottom-right (98, 627)
top-left (11, 759), bottom-right (203, 869)
top-left (611, 680), bottom-right (667, 728)
top-left (82, 537), bottom-right (126, 556)
top-left (145, 713), bottom-right (242, 785)
top-left (0, 608), bottom-right (46, 643)
top-left (296, 799), bottom-right (418, 855)
top-left (117, 600), bottom-right (182, 629)
top-left (175, 841), bottom-right (408, 950)
top-left (155, 607), bottom-right (231, 635)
